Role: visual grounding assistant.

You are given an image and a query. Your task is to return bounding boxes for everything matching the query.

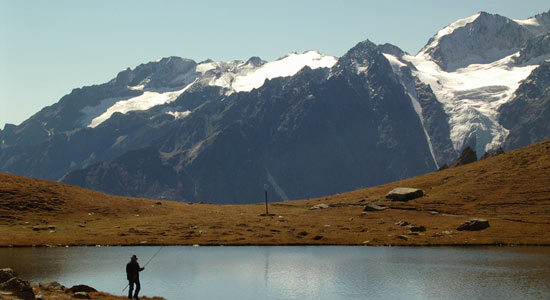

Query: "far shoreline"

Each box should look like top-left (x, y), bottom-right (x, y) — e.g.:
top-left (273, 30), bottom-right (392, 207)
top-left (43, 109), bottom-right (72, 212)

top-left (2, 243), bottom-right (550, 248)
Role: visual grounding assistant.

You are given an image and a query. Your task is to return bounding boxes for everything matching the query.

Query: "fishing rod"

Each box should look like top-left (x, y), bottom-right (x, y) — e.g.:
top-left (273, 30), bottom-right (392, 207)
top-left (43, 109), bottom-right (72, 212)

top-left (122, 246), bottom-right (164, 293)
top-left (143, 245), bottom-right (164, 268)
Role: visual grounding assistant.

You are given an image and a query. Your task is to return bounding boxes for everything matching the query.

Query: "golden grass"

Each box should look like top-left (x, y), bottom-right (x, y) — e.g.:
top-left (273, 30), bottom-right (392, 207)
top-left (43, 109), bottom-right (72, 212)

top-left (1, 141), bottom-right (549, 247)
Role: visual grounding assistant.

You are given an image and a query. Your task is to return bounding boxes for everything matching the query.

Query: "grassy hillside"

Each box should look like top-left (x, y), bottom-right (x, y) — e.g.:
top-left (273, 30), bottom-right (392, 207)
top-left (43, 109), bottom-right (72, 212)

top-left (1, 141), bottom-right (549, 246)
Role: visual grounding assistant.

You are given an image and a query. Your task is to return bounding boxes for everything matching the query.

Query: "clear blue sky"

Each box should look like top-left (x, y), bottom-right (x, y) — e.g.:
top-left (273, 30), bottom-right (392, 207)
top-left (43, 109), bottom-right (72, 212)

top-left (1, 0), bottom-right (548, 128)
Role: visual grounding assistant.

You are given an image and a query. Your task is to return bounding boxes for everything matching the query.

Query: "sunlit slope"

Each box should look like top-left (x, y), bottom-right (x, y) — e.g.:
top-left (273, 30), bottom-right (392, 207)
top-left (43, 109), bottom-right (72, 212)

top-left (1, 140), bottom-right (549, 246)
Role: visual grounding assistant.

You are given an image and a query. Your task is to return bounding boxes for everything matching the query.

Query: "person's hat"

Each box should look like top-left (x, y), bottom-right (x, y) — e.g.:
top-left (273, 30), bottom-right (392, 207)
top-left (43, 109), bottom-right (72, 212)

top-left (131, 254), bottom-right (137, 259)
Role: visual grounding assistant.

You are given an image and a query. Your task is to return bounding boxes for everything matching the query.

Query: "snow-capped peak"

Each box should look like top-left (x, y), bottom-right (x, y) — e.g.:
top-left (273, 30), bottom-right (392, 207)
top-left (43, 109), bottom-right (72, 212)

top-left (420, 13), bottom-right (481, 55)
top-left (418, 12), bottom-right (536, 72)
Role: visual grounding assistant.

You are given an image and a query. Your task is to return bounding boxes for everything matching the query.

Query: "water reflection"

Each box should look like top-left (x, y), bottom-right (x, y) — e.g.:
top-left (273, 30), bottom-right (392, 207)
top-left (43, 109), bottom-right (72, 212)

top-left (0, 246), bottom-right (549, 300)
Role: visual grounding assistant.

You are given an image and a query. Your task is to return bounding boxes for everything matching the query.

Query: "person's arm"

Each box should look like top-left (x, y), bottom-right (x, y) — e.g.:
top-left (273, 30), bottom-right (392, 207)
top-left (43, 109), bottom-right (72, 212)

top-left (138, 263), bottom-right (144, 272)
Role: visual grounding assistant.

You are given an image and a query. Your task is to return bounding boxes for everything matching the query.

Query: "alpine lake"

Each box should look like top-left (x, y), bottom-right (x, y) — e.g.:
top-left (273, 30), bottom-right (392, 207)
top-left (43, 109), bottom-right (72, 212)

top-left (1, 246), bottom-right (549, 300)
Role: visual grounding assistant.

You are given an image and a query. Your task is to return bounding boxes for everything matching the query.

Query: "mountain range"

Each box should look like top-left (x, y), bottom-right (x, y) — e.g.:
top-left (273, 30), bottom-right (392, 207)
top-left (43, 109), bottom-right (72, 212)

top-left (1, 10), bottom-right (549, 204)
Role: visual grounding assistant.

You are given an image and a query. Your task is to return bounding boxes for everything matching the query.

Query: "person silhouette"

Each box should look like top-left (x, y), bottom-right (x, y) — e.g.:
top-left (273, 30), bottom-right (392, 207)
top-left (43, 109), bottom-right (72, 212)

top-left (126, 254), bottom-right (145, 299)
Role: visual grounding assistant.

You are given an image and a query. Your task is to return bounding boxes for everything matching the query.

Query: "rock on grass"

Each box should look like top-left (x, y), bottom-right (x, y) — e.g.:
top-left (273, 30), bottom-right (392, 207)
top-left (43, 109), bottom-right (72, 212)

top-left (386, 188), bottom-right (424, 202)
top-left (457, 219), bottom-right (490, 231)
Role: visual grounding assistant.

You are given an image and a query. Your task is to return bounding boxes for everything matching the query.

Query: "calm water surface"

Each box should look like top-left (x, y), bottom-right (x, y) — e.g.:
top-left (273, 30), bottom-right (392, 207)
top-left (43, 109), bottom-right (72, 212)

top-left (0, 246), bottom-right (549, 300)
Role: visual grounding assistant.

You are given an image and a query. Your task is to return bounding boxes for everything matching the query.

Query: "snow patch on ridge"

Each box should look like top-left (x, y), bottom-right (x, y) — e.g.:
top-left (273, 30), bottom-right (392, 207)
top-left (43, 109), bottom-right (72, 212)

top-left (84, 81), bottom-right (196, 128)
top-left (514, 17), bottom-right (540, 27)
top-left (166, 110), bottom-right (191, 120)
top-left (232, 51), bottom-right (337, 92)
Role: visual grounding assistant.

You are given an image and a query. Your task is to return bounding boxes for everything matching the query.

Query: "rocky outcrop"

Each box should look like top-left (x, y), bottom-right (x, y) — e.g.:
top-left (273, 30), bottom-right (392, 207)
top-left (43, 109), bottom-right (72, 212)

top-left (514, 32), bottom-right (550, 65)
top-left (449, 146), bottom-right (477, 168)
top-left (481, 147), bottom-right (504, 160)
top-left (386, 188), bottom-right (424, 201)
top-left (457, 219), bottom-right (490, 231)
top-left (499, 62), bottom-right (550, 151)
top-left (0, 277), bottom-right (35, 300)
top-left (0, 269), bottom-right (15, 285)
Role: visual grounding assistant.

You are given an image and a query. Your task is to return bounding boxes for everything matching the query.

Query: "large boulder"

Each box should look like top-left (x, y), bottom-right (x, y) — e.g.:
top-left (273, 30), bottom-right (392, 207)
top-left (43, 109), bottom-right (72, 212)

top-left (457, 219), bottom-right (490, 231)
top-left (310, 204), bottom-right (329, 210)
top-left (0, 268), bottom-right (15, 284)
top-left (0, 277), bottom-right (35, 300)
top-left (386, 188), bottom-right (424, 202)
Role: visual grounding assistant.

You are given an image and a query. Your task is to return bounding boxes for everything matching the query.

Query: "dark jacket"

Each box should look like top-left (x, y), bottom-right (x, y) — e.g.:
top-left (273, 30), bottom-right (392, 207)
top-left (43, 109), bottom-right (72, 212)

top-left (126, 261), bottom-right (143, 281)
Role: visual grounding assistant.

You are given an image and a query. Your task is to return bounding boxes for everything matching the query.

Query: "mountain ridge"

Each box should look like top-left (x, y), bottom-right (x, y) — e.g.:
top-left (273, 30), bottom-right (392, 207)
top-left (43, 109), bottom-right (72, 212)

top-left (1, 10), bottom-right (549, 204)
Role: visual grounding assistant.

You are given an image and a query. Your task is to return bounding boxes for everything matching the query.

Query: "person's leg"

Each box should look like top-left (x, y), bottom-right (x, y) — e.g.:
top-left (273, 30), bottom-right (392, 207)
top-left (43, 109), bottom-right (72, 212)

top-left (133, 278), bottom-right (141, 298)
top-left (128, 281), bottom-right (134, 299)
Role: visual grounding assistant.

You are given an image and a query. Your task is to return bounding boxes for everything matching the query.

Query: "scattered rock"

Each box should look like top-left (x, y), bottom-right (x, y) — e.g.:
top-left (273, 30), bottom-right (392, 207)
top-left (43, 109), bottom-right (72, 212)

top-left (39, 280), bottom-right (64, 291)
top-left (363, 204), bottom-right (388, 212)
top-left (433, 230), bottom-right (454, 237)
top-left (457, 219), bottom-right (490, 231)
top-left (378, 219), bottom-right (386, 224)
top-left (310, 204), bottom-right (329, 210)
top-left (395, 220), bottom-right (409, 226)
top-left (386, 188), bottom-right (424, 202)
top-left (410, 225), bottom-right (426, 232)
top-left (0, 268), bottom-right (15, 284)
top-left (397, 235), bottom-right (410, 241)
top-left (69, 285), bottom-right (97, 293)
top-left (32, 226), bottom-right (48, 231)
top-left (73, 291), bottom-right (89, 299)
top-left (312, 235), bottom-right (324, 240)
top-left (0, 277), bottom-right (35, 300)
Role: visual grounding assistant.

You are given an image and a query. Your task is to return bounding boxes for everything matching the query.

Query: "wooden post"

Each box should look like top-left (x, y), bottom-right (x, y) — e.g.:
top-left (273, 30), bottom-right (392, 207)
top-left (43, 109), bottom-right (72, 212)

top-left (265, 190), bottom-right (269, 216)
